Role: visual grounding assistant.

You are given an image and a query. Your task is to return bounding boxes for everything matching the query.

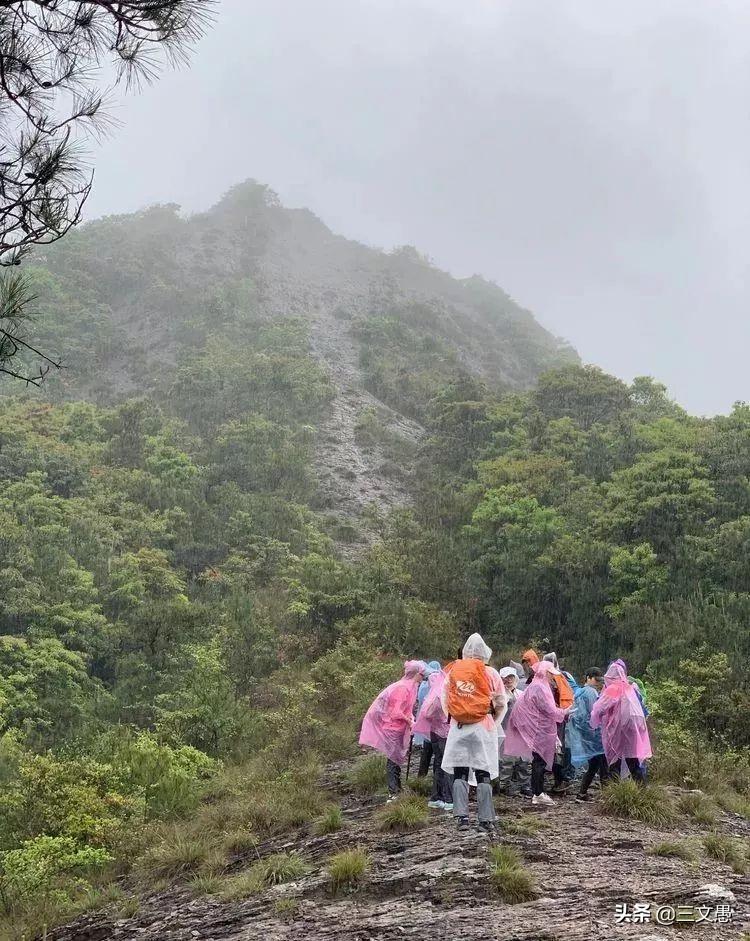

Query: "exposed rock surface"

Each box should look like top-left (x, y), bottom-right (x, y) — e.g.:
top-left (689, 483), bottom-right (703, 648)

top-left (52, 762), bottom-right (749, 941)
top-left (38, 183), bottom-right (578, 549)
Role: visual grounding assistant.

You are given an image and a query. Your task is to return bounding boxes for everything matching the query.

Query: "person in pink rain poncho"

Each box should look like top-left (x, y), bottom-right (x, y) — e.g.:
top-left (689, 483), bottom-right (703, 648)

top-left (412, 667), bottom-right (453, 810)
top-left (503, 660), bottom-right (571, 806)
top-left (359, 659), bottom-right (428, 798)
top-left (590, 662), bottom-right (651, 784)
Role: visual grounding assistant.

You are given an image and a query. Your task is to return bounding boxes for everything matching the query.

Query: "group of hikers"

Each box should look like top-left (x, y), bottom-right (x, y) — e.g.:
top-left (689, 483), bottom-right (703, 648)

top-left (359, 633), bottom-right (652, 834)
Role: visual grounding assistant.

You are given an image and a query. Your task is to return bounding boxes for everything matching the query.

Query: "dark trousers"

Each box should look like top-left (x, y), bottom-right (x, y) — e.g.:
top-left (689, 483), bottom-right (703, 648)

top-left (579, 754), bottom-right (609, 795)
top-left (386, 758), bottom-right (401, 795)
top-left (417, 739), bottom-right (434, 777)
top-left (429, 733), bottom-right (453, 803)
top-left (608, 757), bottom-right (645, 784)
top-left (531, 752), bottom-right (547, 796)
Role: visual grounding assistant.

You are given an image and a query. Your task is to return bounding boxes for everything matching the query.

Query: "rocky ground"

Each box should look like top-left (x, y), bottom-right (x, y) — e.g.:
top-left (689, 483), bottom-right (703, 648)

top-left (51, 761), bottom-right (749, 941)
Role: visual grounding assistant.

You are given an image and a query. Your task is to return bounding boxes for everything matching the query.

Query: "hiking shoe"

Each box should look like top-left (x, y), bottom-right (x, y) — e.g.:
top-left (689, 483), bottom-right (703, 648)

top-left (442, 802), bottom-right (454, 812)
top-left (575, 793), bottom-right (593, 802)
top-left (531, 793), bottom-right (555, 807)
top-left (478, 821), bottom-right (498, 837)
top-left (456, 816), bottom-right (470, 831)
top-left (386, 795), bottom-right (398, 803)
top-left (427, 800), bottom-right (445, 809)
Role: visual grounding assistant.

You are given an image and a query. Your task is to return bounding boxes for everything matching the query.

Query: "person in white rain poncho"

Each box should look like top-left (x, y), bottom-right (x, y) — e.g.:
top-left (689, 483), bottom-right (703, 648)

top-left (441, 632), bottom-right (507, 833)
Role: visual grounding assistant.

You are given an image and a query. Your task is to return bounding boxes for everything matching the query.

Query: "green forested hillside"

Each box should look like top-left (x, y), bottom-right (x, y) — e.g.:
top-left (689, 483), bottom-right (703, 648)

top-left (0, 186), bottom-right (748, 936)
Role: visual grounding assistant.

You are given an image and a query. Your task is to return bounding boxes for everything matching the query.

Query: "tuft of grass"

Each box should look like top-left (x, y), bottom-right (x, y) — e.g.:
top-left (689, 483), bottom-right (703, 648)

top-left (376, 794), bottom-right (428, 832)
top-left (190, 873), bottom-right (223, 896)
top-left (348, 754), bottom-right (387, 795)
top-left (502, 815), bottom-right (547, 836)
top-left (255, 853), bottom-right (309, 887)
top-left (114, 894), bottom-right (141, 919)
top-left (488, 845), bottom-right (537, 903)
top-left (678, 792), bottom-right (719, 826)
top-left (217, 852), bottom-right (309, 901)
top-left (407, 775), bottom-right (433, 797)
top-left (138, 827), bottom-right (212, 880)
top-left (601, 780), bottom-right (677, 827)
top-left (702, 834), bottom-right (747, 874)
top-left (218, 869), bottom-right (262, 901)
top-left (715, 791), bottom-right (750, 819)
top-left (648, 841), bottom-right (696, 861)
top-left (314, 805), bottom-right (344, 836)
top-left (274, 897), bottom-right (300, 920)
top-left (222, 828), bottom-right (258, 856)
top-left (328, 847), bottom-right (370, 893)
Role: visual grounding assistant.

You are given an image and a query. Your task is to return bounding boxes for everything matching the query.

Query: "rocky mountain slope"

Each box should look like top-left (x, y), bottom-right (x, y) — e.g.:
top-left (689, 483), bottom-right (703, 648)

top-left (51, 759), bottom-right (749, 941)
top-left (27, 181), bottom-right (576, 537)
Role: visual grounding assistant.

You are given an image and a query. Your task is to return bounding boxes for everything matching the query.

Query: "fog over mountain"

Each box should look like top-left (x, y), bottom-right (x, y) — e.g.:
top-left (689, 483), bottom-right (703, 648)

top-left (84, 0), bottom-right (750, 415)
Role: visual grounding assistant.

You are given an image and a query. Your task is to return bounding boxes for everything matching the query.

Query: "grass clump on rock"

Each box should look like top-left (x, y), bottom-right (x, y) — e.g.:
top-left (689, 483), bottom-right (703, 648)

top-left (348, 754), bottom-right (386, 795)
top-left (702, 834), bottom-right (747, 874)
top-left (488, 846), bottom-right (537, 904)
top-left (328, 847), bottom-right (370, 893)
top-left (601, 780), bottom-right (676, 827)
top-left (314, 805), bottom-right (344, 836)
top-left (376, 794), bottom-right (428, 832)
top-left (648, 841), bottom-right (696, 861)
top-left (678, 792), bottom-right (719, 826)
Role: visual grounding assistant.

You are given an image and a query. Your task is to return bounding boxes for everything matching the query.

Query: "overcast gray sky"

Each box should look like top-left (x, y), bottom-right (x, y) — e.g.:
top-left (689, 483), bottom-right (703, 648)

top-left (86, 0), bottom-right (750, 415)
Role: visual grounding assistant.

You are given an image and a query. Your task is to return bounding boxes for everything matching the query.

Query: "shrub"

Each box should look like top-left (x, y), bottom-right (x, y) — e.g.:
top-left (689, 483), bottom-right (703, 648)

top-left (313, 805), bottom-right (344, 836)
top-left (376, 795), bottom-right (428, 832)
top-left (488, 845), bottom-right (537, 903)
top-left (328, 848), bottom-right (370, 892)
top-left (347, 754), bottom-right (386, 796)
top-left (648, 841), bottom-right (695, 861)
top-left (678, 792), bottom-right (718, 826)
top-left (0, 835), bottom-right (112, 917)
top-left (702, 834), bottom-right (747, 874)
top-left (600, 780), bottom-right (676, 827)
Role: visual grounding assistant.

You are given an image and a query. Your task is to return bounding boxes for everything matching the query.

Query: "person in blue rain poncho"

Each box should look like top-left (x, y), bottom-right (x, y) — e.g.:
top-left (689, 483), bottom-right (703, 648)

top-left (416, 661), bottom-right (442, 777)
top-left (566, 667), bottom-right (608, 802)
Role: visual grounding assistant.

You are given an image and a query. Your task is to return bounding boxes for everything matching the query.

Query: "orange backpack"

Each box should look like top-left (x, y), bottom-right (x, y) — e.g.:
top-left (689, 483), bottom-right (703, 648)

top-left (445, 659), bottom-right (493, 725)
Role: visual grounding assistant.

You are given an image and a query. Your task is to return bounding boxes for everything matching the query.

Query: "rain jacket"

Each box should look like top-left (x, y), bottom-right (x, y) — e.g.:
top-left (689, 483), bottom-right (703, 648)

top-left (413, 668), bottom-right (450, 740)
top-left (590, 663), bottom-right (652, 765)
top-left (441, 633), bottom-right (506, 779)
top-left (359, 660), bottom-right (427, 765)
top-left (503, 661), bottom-right (569, 769)
top-left (566, 684), bottom-right (604, 765)
top-left (414, 660), bottom-right (441, 746)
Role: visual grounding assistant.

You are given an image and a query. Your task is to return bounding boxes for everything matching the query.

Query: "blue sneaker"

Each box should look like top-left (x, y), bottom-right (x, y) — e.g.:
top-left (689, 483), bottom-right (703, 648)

top-left (442, 802), bottom-right (453, 812)
top-left (427, 800), bottom-right (445, 809)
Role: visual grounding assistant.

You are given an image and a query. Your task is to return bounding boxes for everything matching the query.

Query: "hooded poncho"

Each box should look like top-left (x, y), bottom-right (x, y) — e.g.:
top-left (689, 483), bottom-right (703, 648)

top-left (590, 663), bottom-right (652, 765)
top-left (414, 660), bottom-right (441, 746)
top-left (413, 668), bottom-right (450, 740)
top-left (503, 660), bottom-right (568, 769)
top-left (440, 633), bottom-right (506, 779)
top-left (358, 660), bottom-right (427, 765)
top-left (566, 684), bottom-right (604, 765)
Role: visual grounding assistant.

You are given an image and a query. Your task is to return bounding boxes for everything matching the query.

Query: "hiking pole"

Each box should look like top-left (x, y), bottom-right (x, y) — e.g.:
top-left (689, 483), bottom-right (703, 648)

top-left (405, 736), bottom-right (414, 781)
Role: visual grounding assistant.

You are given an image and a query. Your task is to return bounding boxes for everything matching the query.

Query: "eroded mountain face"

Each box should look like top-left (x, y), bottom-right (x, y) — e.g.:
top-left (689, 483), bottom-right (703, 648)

top-left (27, 181), bottom-right (577, 547)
